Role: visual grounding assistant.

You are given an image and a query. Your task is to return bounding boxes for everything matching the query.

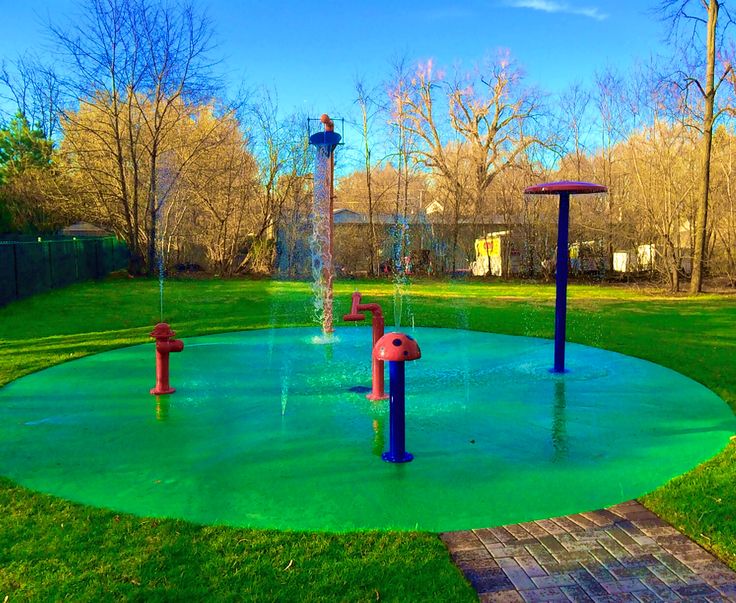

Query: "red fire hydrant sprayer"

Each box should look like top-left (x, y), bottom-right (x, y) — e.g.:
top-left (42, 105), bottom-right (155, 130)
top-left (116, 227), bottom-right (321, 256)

top-left (150, 322), bottom-right (184, 395)
top-left (343, 291), bottom-right (388, 400)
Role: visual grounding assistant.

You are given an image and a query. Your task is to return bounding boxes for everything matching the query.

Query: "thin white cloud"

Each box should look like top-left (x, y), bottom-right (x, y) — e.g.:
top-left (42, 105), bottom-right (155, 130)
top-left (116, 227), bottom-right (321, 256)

top-left (506, 0), bottom-right (608, 21)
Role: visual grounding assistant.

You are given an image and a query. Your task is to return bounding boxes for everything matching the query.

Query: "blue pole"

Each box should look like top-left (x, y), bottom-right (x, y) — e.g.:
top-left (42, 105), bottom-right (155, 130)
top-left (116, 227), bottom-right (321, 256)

top-left (554, 192), bottom-right (570, 373)
top-left (382, 361), bottom-right (413, 463)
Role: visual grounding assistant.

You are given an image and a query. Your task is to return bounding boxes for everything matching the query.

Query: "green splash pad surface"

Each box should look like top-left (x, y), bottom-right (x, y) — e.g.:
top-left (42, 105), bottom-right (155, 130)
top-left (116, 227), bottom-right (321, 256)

top-left (0, 327), bottom-right (733, 532)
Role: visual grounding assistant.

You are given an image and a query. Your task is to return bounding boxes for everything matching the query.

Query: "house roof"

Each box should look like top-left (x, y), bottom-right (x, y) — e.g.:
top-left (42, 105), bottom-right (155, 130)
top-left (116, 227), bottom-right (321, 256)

top-left (61, 222), bottom-right (111, 237)
top-left (333, 208), bottom-right (366, 224)
top-left (333, 207), bottom-right (510, 226)
top-left (333, 208), bottom-right (401, 225)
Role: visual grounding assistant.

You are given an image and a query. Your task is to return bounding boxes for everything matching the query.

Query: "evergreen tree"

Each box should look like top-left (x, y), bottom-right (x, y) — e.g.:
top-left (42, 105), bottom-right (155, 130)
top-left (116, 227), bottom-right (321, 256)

top-left (0, 113), bottom-right (53, 186)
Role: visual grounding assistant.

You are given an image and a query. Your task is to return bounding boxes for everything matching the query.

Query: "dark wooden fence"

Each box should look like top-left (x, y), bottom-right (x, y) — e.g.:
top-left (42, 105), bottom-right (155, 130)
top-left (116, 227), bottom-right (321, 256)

top-left (0, 237), bottom-right (129, 306)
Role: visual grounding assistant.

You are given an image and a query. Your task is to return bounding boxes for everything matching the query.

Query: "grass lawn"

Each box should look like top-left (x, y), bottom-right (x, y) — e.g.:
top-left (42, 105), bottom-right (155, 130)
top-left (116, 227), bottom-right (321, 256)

top-left (1, 276), bottom-right (735, 600)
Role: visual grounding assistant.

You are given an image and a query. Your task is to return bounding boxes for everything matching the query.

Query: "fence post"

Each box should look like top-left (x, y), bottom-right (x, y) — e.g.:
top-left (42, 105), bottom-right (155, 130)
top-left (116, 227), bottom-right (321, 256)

top-left (13, 243), bottom-right (19, 300)
top-left (74, 238), bottom-right (79, 280)
top-left (95, 239), bottom-right (104, 278)
top-left (48, 241), bottom-right (54, 288)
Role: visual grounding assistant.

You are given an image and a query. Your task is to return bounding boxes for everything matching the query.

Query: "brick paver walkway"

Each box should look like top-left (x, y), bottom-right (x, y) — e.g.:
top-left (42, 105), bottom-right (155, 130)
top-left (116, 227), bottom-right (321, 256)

top-left (441, 500), bottom-right (736, 602)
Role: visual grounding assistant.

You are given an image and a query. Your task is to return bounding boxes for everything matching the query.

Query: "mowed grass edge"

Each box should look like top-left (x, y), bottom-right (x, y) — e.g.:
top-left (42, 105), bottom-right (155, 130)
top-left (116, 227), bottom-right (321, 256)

top-left (1, 277), bottom-right (735, 599)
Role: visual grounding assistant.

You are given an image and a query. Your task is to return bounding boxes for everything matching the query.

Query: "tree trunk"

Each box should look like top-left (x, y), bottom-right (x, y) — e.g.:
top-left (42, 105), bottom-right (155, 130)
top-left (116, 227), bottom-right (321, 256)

top-left (451, 186), bottom-right (461, 273)
top-left (359, 94), bottom-right (377, 276)
top-left (365, 154), bottom-right (376, 276)
top-left (668, 243), bottom-right (680, 292)
top-left (147, 147), bottom-right (158, 276)
top-left (690, 0), bottom-right (719, 294)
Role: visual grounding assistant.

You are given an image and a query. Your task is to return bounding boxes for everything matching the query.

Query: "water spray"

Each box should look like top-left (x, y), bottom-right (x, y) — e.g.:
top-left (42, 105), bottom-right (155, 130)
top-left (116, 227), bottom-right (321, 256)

top-left (308, 114), bottom-right (342, 336)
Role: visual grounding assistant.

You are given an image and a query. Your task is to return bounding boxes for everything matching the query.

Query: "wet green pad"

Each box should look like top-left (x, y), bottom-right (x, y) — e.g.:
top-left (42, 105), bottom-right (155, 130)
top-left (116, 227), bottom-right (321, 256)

top-left (0, 327), bottom-right (733, 531)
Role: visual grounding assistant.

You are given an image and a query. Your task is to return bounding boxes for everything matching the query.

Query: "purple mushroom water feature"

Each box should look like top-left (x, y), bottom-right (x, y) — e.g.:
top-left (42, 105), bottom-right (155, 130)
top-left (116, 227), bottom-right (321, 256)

top-left (524, 181), bottom-right (608, 373)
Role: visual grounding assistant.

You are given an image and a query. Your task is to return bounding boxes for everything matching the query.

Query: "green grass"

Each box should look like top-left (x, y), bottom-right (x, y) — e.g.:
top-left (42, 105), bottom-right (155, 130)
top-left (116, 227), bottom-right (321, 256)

top-left (1, 476), bottom-right (465, 601)
top-left (1, 276), bottom-right (735, 600)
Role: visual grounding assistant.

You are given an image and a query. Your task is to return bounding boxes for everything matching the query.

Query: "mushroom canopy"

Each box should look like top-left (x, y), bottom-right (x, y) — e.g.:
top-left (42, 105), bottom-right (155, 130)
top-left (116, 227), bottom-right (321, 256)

top-left (373, 332), bottom-right (421, 362)
top-left (524, 181), bottom-right (607, 195)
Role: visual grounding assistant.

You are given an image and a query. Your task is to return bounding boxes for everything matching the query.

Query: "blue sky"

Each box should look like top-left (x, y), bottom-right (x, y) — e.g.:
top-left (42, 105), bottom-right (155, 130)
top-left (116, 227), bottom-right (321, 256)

top-left (211, 0), bottom-right (667, 115)
top-left (0, 1), bottom-right (669, 130)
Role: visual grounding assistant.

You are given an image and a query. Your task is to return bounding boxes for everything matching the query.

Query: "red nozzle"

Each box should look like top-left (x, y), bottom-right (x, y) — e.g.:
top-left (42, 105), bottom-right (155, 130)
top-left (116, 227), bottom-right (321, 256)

top-left (343, 313), bottom-right (366, 321)
top-left (320, 113), bottom-right (335, 132)
top-left (157, 339), bottom-right (184, 353)
top-left (343, 292), bottom-right (366, 322)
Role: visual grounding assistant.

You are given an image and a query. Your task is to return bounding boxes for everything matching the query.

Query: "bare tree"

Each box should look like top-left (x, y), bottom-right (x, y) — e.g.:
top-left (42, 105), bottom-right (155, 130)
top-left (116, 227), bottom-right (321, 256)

top-left (711, 126), bottom-right (736, 284)
top-left (626, 119), bottom-right (698, 291)
top-left (557, 82), bottom-right (592, 180)
top-left (396, 57), bottom-right (543, 271)
top-left (354, 77), bottom-right (381, 275)
top-left (133, 1), bottom-right (219, 274)
top-left (594, 67), bottom-right (630, 271)
top-left (386, 57), bottom-right (417, 276)
top-left (660, 0), bottom-right (733, 292)
top-left (53, 0), bottom-right (220, 274)
top-left (243, 92), bottom-right (313, 273)
top-left (0, 54), bottom-right (62, 139)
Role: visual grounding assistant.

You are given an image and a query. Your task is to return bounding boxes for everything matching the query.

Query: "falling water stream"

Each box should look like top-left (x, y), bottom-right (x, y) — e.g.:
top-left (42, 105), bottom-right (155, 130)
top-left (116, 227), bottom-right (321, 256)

top-left (390, 213), bottom-right (414, 329)
top-left (158, 236), bottom-right (165, 322)
top-left (310, 143), bottom-right (334, 336)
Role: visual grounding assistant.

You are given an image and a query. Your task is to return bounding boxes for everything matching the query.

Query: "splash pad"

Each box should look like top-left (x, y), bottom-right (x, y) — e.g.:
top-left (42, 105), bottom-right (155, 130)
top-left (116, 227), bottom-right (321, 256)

top-left (0, 326), bottom-right (733, 532)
